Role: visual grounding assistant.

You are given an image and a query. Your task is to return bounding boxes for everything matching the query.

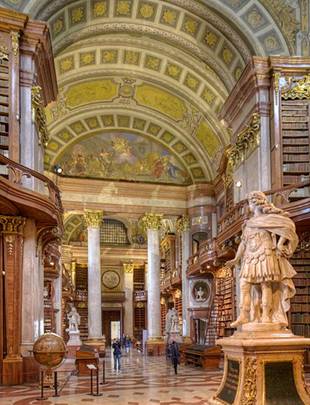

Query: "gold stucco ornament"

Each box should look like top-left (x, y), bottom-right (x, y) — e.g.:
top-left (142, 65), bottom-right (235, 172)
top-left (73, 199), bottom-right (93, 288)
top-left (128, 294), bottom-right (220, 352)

top-left (140, 213), bottom-right (163, 231)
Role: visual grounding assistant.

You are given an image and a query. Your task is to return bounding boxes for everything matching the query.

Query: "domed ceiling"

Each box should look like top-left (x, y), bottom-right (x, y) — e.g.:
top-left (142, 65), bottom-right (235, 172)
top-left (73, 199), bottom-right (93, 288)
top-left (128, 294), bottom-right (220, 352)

top-left (1, 0), bottom-right (299, 184)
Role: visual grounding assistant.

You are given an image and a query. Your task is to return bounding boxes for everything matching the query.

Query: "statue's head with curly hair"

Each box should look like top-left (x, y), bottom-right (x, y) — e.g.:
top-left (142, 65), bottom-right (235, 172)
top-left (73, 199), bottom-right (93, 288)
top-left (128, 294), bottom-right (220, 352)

top-left (247, 191), bottom-right (287, 216)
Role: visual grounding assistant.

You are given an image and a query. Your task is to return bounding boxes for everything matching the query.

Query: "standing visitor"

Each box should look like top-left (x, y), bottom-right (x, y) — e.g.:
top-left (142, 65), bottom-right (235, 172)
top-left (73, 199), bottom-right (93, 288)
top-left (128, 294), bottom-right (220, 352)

top-left (125, 335), bottom-right (131, 353)
top-left (112, 339), bottom-right (122, 371)
top-left (169, 341), bottom-right (180, 375)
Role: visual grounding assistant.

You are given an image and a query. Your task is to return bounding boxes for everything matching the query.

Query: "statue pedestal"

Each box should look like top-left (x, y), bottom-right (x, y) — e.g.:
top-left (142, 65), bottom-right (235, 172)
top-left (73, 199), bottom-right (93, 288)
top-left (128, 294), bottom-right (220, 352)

top-left (84, 337), bottom-right (106, 357)
top-left (213, 327), bottom-right (310, 405)
top-left (66, 330), bottom-right (82, 358)
top-left (166, 332), bottom-right (182, 344)
top-left (146, 337), bottom-right (165, 356)
top-left (67, 330), bottom-right (82, 346)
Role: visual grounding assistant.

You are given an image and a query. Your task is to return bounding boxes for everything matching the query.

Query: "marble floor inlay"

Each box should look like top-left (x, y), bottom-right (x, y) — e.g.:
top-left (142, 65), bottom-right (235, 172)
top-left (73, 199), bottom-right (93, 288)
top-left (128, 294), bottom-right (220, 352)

top-left (0, 349), bottom-right (309, 405)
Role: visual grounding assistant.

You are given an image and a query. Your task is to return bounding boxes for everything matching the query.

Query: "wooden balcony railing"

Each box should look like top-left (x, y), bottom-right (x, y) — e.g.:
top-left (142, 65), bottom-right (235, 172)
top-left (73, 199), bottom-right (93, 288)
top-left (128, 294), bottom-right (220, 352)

top-left (189, 180), bottom-right (310, 275)
top-left (0, 154), bottom-right (63, 213)
top-left (217, 179), bottom-right (310, 244)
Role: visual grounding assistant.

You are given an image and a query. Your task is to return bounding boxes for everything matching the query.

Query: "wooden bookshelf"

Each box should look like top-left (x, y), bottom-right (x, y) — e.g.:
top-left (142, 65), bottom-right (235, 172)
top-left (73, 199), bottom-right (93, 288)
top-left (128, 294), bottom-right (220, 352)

top-left (74, 265), bottom-right (88, 340)
top-left (216, 275), bottom-right (235, 338)
top-left (133, 267), bottom-right (146, 339)
top-left (290, 253), bottom-right (310, 337)
top-left (281, 100), bottom-right (310, 191)
top-left (134, 304), bottom-right (146, 341)
top-left (0, 56), bottom-right (9, 177)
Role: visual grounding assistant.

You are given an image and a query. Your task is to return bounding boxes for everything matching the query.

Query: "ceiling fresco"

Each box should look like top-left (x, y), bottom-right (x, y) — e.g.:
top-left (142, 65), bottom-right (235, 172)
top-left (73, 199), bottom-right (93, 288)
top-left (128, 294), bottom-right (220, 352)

top-left (0, 0), bottom-right (304, 184)
top-left (56, 131), bottom-right (192, 185)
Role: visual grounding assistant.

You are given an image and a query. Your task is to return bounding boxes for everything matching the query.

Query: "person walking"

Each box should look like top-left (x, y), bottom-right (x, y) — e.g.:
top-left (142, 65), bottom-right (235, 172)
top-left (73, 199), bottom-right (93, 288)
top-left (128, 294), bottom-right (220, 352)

top-left (169, 341), bottom-right (180, 375)
top-left (112, 339), bottom-right (122, 371)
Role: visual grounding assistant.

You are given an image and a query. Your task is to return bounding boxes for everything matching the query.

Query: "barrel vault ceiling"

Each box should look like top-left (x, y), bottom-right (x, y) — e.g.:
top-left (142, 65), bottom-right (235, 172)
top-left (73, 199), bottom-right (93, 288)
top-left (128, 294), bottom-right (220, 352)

top-left (1, 0), bottom-right (299, 183)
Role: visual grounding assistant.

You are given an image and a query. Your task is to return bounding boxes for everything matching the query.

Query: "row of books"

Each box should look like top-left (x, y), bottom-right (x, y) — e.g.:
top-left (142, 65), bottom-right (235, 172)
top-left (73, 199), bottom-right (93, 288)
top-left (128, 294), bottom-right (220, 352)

top-left (282, 123), bottom-right (308, 130)
top-left (283, 154), bottom-right (309, 162)
top-left (283, 163), bottom-right (309, 172)
top-left (282, 107), bottom-right (308, 113)
top-left (294, 279), bottom-right (310, 286)
top-left (293, 295), bottom-right (309, 303)
top-left (283, 146), bottom-right (309, 153)
top-left (282, 116), bottom-right (308, 122)
top-left (283, 137), bottom-right (309, 145)
top-left (291, 303), bottom-right (310, 312)
top-left (291, 324), bottom-right (310, 337)
top-left (291, 313), bottom-right (310, 323)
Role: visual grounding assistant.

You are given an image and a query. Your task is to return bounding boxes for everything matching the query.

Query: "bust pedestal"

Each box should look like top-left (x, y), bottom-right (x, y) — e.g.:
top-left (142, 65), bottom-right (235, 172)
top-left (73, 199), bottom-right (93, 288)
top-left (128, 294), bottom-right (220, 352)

top-left (66, 330), bottom-right (82, 358)
top-left (213, 324), bottom-right (310, 405)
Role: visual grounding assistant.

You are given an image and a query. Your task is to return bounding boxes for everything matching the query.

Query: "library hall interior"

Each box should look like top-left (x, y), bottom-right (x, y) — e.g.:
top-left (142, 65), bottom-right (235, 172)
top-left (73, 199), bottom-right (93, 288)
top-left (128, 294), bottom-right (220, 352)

top-left (0, 0), bottom-right (310, 404)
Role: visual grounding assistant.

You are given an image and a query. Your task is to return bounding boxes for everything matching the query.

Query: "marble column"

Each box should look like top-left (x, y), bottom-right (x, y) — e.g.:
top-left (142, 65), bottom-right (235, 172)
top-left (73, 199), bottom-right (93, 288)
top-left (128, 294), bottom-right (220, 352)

top-left (123, 263), bottom-right (134, 337)
top-left (84, 210), bottom-right (104, 342)
top-left (53, 273), bottom-right (62, 336)
top-left (21, 219), bottom-right (43, 355)
top-left (177, 216), bottom-right (191, 338)
top-left (0, 216), bottom-right (26, 385)
top-left (141, 213), bottom-right (163, 341)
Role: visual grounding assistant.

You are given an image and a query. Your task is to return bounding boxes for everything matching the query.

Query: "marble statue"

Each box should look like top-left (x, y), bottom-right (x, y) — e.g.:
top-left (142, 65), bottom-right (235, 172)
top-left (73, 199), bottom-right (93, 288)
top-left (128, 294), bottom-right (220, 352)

top-left (195, 286), bottom-right (205, 302)
top-left (165, 308), bottom-right (179, 334)
top-left (226, 191), bottom-right (298, 328)
top-left (67, 305), bottom-right (81, 332)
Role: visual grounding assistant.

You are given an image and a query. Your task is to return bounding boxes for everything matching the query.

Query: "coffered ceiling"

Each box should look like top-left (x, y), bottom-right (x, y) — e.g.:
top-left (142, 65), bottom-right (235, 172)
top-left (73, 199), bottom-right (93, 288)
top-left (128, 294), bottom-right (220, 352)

top-left (0, 0), bottom-right (299, 183)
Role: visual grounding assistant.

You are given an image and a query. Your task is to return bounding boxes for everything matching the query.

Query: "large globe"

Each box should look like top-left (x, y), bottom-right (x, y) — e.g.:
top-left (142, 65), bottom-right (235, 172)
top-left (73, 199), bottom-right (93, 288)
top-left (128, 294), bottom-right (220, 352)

top-left (33, 333), bottom-right (66, 369)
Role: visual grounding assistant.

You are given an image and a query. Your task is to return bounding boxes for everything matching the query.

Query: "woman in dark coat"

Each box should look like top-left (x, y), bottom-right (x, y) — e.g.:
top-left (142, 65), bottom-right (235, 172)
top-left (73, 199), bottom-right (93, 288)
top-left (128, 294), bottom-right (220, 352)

top-left (169, 341), bottom-right (180, 375)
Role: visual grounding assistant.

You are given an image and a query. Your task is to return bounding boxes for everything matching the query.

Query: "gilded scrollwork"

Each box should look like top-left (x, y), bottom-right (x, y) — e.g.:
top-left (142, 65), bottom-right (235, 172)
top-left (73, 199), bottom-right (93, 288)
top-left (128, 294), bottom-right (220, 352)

top-left (32, 86), bottom-right (49, 146)
top-left (281, 74), bottom-right (310, 100)
top-left (140, 213), bottom-right (163, 231)
top-left (176, 215), bottom-right (190, 232)
top-left (0, 45), bottom-right (9, 61)
top-left (84, 210), bottom-right (103, 228)
top-left (0, 216), bottom-right (26, 234)
top-left (227, 113), bottom-right (260, 170)
top-left (241, 357), bottom-right (257, 405)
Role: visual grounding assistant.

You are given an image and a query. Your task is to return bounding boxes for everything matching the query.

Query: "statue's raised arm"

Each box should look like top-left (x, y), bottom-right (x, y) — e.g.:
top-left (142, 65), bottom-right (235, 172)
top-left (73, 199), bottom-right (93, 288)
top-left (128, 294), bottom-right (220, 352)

top-left (225, 191), bottom-right (298, 329)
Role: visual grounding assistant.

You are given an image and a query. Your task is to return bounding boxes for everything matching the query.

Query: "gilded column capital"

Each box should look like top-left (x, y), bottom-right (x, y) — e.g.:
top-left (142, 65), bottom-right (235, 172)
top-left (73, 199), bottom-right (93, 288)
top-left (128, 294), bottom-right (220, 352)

top-left (0, 216), bottom-right (26, 234)
top-left (10, 31), bottom-right (20, 56)
top-left (123, 262), bottom-right (135, 274)
top-left (140, 213), bottom-right (163, 231)
top-left (176, 215), bottom-right (190, 232)
top-left (84, 210), bottom-right (103, 228)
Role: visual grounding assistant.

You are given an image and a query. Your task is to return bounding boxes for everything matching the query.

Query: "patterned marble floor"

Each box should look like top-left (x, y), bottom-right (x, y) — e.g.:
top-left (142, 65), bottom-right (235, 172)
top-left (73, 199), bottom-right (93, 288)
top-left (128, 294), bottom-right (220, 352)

top-left (2, 350), bottom-right (310, 405)
top-left (0, 349), bottom-right (223, 405)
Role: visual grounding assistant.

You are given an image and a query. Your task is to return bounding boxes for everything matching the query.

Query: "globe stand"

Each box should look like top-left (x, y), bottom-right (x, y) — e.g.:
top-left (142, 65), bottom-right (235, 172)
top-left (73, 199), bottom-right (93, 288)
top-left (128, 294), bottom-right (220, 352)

top-left (53, 371), bottom-right (60, 397)
top-left (35, 370), bottom-right (48, 401)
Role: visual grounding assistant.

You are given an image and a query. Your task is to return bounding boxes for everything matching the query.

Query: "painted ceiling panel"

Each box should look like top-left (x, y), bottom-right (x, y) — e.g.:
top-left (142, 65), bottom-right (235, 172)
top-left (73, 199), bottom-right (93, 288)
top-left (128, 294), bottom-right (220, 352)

top-left (55, 131), bottom-right (192, 185)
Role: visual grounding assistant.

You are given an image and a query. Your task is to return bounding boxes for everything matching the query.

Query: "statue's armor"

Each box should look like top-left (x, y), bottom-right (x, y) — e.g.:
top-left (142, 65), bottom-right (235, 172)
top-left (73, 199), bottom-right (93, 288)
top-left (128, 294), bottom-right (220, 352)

top-left (240, 227), bottom-right (281, 283)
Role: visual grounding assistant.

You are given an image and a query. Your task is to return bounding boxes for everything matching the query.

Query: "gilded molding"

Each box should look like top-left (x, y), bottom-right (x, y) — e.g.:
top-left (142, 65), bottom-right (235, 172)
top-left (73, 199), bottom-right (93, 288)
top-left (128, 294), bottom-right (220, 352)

top-left (176, 215), bottom-right (190, 232)
top-left (123, 262), bottom-right (135, 273)
top-left (0, 216), bottom-right (26, 234)
top-left (0, 45), bottom-right (9, 61)
top-left (32, 86), bottom-right (49, 146)
top-left (84, 210), bottom-right (103, 228)
top-left (10, 31), bottom-right (20, 56)
top-left (227, 113), bottom-right (260, 170)
top-left (140, 213), bottom-right (163, 231)
top-left (282, 74), bottom-right (310, 100)
top-left (241, 357), bottom-right (257, 405)
top-left (216, 266), bottom-right (232, 279)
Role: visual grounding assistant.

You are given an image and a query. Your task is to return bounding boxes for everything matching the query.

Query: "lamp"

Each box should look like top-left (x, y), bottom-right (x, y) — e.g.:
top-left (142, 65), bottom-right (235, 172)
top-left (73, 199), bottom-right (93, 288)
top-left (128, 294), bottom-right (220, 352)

top-left (53, 164), bottom-right (63, 175)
